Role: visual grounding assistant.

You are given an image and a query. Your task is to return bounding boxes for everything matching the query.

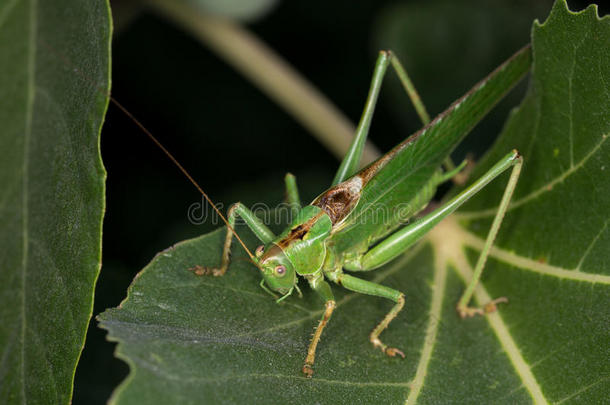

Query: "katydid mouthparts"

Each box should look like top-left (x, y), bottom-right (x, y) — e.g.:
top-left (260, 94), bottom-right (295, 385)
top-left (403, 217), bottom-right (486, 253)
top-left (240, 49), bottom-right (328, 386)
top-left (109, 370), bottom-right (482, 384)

top-left (120, 46), bottom-right (531, 378)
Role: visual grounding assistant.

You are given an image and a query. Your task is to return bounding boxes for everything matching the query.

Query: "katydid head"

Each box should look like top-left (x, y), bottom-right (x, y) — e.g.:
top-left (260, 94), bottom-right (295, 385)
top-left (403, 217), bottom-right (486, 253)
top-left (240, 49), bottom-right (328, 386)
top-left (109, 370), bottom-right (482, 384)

top-left (256, 244), bottom-right (297, 297)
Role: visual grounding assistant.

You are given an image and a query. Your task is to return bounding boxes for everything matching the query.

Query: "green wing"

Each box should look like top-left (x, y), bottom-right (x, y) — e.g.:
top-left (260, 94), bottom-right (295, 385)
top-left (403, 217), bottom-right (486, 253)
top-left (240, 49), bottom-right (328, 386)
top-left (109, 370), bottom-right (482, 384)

top-left (328, 46), bottom-right (532, 255)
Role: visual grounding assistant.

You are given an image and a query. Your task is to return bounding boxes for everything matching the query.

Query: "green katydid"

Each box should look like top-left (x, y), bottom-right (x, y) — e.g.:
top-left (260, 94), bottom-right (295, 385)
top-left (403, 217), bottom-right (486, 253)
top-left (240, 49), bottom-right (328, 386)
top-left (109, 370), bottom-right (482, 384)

top-left (132, 45), bottom-right (532, 378)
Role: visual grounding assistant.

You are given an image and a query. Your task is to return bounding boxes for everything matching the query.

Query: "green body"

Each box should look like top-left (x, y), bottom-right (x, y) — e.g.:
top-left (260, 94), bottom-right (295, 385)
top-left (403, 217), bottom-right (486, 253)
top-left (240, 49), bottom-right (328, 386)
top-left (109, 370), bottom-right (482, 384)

top-left (257, 45), bottom-right (531, 295)
top-left (212, 46), bottom-right (531, 377)
top-left (260, 169), bottom-right (441, 287)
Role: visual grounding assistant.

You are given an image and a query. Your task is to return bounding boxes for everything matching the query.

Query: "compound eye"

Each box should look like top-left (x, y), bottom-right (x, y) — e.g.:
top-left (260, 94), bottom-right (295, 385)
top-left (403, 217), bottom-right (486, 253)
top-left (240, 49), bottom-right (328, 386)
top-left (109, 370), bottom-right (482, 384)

top-left (255, 245), bottom-right (265, 257)
top-left (274, 265), bottom-right (286, 277)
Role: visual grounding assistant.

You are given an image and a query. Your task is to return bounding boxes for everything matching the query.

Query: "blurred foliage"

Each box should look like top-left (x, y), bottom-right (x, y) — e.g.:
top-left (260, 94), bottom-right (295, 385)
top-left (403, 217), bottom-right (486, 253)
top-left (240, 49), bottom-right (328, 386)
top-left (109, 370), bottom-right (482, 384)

top-left (183, 0), bottom-right (279, 21)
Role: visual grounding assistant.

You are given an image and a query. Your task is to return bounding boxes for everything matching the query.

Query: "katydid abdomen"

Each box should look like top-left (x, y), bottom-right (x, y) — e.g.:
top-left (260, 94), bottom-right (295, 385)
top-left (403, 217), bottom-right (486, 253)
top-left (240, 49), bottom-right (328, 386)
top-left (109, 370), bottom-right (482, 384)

top-left (322, 166), bottom-right (444, 262)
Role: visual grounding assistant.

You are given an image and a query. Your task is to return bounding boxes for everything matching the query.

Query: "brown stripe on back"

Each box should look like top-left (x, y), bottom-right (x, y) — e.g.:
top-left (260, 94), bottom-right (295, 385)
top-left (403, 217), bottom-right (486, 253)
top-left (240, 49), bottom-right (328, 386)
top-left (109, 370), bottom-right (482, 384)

top-left (357, 132), bottom-right (419, 186)
top-left (313, 176), bottom-right (363, 225)
top-left (313, 131), bottom-right (421, 226)
top-left (276, 211), bottom-right (325, 249)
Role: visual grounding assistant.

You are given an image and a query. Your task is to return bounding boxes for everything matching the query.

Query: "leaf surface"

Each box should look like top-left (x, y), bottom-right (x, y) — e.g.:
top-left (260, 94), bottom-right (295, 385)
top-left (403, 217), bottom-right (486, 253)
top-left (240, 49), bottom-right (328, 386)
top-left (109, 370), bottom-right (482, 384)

top-left (99, 2), bottom-right (609, 403)
top-left (0, 0), bottom-right (110, 403)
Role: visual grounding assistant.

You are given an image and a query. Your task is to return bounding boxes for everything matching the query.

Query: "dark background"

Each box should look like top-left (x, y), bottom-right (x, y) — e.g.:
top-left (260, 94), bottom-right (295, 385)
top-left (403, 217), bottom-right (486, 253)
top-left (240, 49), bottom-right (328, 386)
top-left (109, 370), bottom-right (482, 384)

top-left (73, 0), bottom-right (606, 403)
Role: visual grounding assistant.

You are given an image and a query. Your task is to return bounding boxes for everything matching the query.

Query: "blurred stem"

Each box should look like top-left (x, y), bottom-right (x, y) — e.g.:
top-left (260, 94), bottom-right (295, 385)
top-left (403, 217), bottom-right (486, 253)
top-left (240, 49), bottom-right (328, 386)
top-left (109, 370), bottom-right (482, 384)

top-left (146, 0), bottom-right (381, 165)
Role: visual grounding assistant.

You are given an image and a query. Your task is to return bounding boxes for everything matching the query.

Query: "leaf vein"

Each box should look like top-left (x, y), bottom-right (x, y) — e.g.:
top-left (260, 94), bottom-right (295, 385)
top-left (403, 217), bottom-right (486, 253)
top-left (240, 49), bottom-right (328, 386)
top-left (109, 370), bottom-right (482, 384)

top-left (576, 218), bottom-right (609, 270)
top-left (19, 0), bottom-right (37, 403)
top-left (131, 355), bottom-right (411, 387)
top-left (405, 232), bottom-right (447, 404)
top-left (554, 376), bottom-right (609, 404)
top-left (0, 0), bottom-right (18, 29)
top-left (457, 133), bottom-right (609, 219)
top-left (456, 224), bottom-right (610, 284)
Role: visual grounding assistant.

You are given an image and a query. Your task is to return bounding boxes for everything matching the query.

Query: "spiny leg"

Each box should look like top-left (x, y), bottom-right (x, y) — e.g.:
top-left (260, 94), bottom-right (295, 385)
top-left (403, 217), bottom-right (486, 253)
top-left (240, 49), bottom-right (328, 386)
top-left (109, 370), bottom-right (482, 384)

top-left (284, 173), bottom-right (301, 221)
top-left (327, 271), bottom-right (405, 358)
top-left (303, 301), bottom-right (336, 378)
top-left (436, 159), bottom-right (468, 184)
top-left (332, 50), bottom-right (465, 186)
top-left (442, 153), bottom-right (476, 186)
top-left (333, 51), bottom-right (432, 185)
top-left (370, 294), bottom-right (405, 357)
top-left (456, 153), bottom-right (523, 317)
top-left (302, 277), bottom-right (335, 378)
top-left (198, 202), bottom-right (275, 276)
top-left (389, 53), bottom-right (470, 183)
top-left (196, 174), bottom-right (302, 276)
top-left (387, 53), bottom-right (429, 124)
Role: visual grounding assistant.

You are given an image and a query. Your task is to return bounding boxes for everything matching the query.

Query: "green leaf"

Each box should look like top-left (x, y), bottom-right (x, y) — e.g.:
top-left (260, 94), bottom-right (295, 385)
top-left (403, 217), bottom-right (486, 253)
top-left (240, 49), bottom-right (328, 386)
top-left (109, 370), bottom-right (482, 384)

top-left (0, 1), bottom-right (110, 403)
top-left (99, 1), bottom-right (608, 403)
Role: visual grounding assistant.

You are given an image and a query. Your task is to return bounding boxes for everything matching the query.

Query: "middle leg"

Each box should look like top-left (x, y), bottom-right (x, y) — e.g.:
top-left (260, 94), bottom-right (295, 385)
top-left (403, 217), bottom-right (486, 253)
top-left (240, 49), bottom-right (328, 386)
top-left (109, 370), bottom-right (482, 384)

top-left (326, 270), bottom-right (405, 357)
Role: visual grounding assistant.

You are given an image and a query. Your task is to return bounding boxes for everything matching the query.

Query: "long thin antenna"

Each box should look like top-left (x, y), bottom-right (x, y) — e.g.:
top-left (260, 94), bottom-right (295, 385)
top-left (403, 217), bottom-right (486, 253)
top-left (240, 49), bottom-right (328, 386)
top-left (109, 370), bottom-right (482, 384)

top-left (40, 39), bottom-right (257, 263)
top-left (111, 99), bottom-right (256, 262)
